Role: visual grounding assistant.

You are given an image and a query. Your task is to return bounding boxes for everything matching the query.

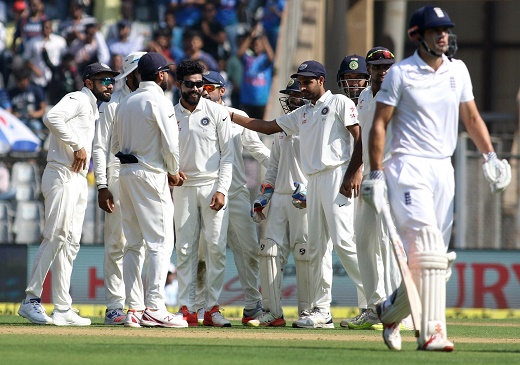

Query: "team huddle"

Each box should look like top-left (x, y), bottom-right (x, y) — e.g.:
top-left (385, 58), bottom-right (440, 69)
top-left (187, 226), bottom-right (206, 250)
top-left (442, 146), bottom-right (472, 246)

top-left (17, 6), bottom-right (511, 353)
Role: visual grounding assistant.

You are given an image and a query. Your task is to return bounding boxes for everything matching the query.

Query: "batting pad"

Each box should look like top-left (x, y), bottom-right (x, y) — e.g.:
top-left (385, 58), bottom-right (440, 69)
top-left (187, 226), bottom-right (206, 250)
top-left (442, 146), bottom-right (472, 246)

top-left (409, 226), bottom-right (450, 347)
top-left (259, 239), bottom-right (283, 318)
top-left (294, 243), bottom-right (312, 314)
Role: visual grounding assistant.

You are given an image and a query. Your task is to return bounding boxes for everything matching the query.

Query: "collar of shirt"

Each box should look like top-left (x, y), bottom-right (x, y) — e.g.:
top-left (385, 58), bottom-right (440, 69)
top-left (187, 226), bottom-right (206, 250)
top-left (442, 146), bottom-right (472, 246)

top-left (309, 89), bottom-right (331, 108)
top-left (80, 86), bottom-right (99, 119)
top-left (139, 81), bottom-right (166, 95)
top-left (178, 96), bottom-right (204, 114)
top-left (413, 50), bottom-right (450, 74)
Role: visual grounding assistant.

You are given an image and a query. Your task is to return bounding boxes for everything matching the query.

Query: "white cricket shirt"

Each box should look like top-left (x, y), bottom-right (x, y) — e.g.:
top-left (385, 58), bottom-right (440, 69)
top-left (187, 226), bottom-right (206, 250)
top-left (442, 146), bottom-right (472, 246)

top-left (112, 81), bottom-right (179, 175)
top-left (174, 97), bottom-right (233, 195)
top-left (376, 51), bottom-right (474, 158)
top-left (93, 83), bottom-right (132, 185)
top-left (275, 90), bottom-right (358, 176)
top-left (357, 86), bottom-right (393, 176)
top-left (44, 87), bottom-right (99, 177)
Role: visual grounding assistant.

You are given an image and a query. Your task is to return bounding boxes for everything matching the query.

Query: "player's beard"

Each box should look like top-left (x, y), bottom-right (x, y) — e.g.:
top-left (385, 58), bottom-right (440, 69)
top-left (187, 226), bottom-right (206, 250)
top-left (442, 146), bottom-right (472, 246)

top-left (182, 90), bottom-right (202, 106)
top-left (92, 86), bottom-right (112, 103)
top-left (160, 76), bottom-right (168, 91)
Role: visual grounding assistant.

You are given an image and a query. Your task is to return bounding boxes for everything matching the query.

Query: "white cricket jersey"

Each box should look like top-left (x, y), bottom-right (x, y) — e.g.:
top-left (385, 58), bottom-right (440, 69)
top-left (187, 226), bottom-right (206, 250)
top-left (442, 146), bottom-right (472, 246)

top-left (43, 87), bottom-right (99, 177)
top-left (376, 51), bottom-right (474, 158)
top-left (111, 81), bottom-right (179, 175)
top-left (227, 106), bottom-right (270, 196)
top-left (264, 132), bottom-right (307, 195)
top-left (357, 86), bottom-right (393, 176)
top-left (93, 83), bottom-right (132, 185)
top-left (174, 97), bottom-right (233, 195)
top-left (276, 90), bottom-right (358, 176)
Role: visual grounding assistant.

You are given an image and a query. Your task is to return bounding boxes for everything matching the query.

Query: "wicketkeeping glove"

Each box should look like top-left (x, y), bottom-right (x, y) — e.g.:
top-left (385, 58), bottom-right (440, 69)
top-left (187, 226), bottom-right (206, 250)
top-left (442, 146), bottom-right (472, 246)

top-left (292, 182), bottom-right (307, 209)
top-left (252, 183), bottom-right (274, 223)
top-left (482, 152), bottom-right (511, 193)
top-left (361, 171), bottom-right (387, 214)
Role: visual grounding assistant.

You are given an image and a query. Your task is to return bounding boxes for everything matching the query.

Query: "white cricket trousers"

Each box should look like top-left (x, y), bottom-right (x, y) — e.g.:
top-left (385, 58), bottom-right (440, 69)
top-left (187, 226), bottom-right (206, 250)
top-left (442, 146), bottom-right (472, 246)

top-left (118, 165), bottom-right (174, 311)
top-left (385, 155), bottom-right (454, 251)
top-left (307, 165), bottom-right (365, 312)
top-left (355, 187), bottom-right (401, 310)
top-left (264, 192), bottom-right (308, 263)
top-left (25, 164), bottom-right (87, 311)
top-left (174, 183), bottom-right (229, 311)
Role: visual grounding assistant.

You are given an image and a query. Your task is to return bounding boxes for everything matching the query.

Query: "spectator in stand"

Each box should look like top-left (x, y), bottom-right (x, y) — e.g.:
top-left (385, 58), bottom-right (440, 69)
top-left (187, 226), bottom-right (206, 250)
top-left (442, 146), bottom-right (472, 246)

top-left (11, 0), bottom-right (46, 55)
top-left (147, 27), bottom-right (175, 65)
top-left (161, 9), bottom-right (184, 52)
top-left (69, 22), bottom-right (110, 75)
top-left (106, 0), bottom-right (150, 46)
top-left (215, 0), bottom-right (240, 55)
top-left (45, 52), bottom-right (83, 105)
top-left (8, 67), bottom-right (47, 139)
top-left (24, 19), bottom-right (67, 91)
top-left (193, 1), bottom-right (227, 62)
top-left (180, 30), bottom-right (219, 72)
top-left (58, 0), bottom-right (96, 46)
top-left (169, 0), bottom-right (204, 28)
top-left (237, 23), bottom-right (274, 119)
top-left (226, 31), bottom-right (246, 108)
top-left (262, 0), bottom-right (286, 51)
top-left (108, 20), bottom-right (145, 58)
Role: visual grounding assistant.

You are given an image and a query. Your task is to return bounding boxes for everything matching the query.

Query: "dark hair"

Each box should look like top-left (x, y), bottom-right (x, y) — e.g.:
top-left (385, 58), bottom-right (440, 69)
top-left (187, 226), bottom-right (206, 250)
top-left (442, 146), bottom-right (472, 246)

top-left (176, 60), bottom-right (204, 82)
top-left (182, 29), bottom-right (202, 42)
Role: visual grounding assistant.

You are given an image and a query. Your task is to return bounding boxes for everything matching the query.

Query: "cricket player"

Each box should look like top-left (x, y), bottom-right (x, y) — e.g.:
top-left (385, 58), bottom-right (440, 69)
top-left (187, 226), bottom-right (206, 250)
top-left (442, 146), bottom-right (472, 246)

top-left (112, 52), bottom-right (187, 328)
top-left (93, 51), bottom-right (147, 325)
top-left (336, 54), bottom-right (369, 104)
top-left (362, 6), bottom-right (511, 351)
top-left (18, 62), bottom-right (119, 326)
top-left (173, 61), bottom-right (234, 327)
top-left (247, 78), bottom-right (309, 327)
top-left (195, 70), bottom-right (270, 324)
top-left (230, 60), bottom-right (365, 329)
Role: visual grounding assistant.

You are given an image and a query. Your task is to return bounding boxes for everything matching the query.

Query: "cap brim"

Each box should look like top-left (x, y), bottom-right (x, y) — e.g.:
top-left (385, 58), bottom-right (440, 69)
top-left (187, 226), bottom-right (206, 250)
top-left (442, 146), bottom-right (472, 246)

top-left (115, 66), bottom-right (137, 81)
top-left (290, 71), bottom-right (321, 78)
top-left (367, 60), bottom-right (395, 65)
top-left (279, 89), bottom-right (301, 94)
top-left (158, 62), bottom-right (175, 71)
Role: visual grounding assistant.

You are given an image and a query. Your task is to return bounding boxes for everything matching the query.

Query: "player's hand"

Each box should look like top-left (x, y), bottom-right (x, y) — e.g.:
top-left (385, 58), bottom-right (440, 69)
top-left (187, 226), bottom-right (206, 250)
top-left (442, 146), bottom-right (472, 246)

top-left (168, 172), bottom-right (187, 187)
top-left (340, 169), bottom-right (363, 198)
top-left (252, 183), bottom-right (274, 222)
top-left (292, 182), bottom-right (306, 209)
top-left (210, 191), bottom-right (226, 211)
top-left (482, 152), bottom-right (511, 193)
top-left (97, 188), bottom-right (115, 213)
top-left (361, 171), bottom-right (387, 213)
top-left (72, 147), bottom-right (87, 173)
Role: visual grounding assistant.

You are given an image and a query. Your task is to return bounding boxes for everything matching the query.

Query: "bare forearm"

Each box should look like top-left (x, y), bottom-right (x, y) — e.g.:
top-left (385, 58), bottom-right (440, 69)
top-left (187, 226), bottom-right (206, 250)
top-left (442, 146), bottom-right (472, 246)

top-left (231, 113), bottom-right (282, 135)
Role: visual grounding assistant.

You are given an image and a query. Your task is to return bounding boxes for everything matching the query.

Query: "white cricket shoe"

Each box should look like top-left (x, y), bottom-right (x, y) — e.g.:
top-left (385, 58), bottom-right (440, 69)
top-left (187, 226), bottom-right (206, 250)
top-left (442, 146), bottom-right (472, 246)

top-left (419, 335), bottom-right (454, 352)
top-left (124, 309), bottom-right (143, 328)
top-left (292, 308), bottom-right (334, 329)
top-left (382, 322), bottom-right (401, 351)
top-left (18, 298), bottom-right (53, 325)
top-left (203, 306), bottom-right (231, 327)
top-left (197, 308), bottom-right (205, 325)
top-left (51, 309), bottom-right (91, 326)
top-left (141, 308), bottom-right (188, 328)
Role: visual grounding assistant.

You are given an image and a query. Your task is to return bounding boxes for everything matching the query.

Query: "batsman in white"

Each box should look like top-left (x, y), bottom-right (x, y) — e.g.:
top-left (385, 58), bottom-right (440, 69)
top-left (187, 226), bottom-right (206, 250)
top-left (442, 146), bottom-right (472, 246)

top-left (112, 52), bottom-right (187, 328)
top-left (362, 6), bottom-right (511, 351)
top-left (18, 62), bottom-right (119, 326)
top-left (195, 70), bottom-right (270, 324)
top-left (247, 78), bottom-right (309, 327)
top-left (231, 60), bottom-right (365, 329)
top-left (93, 51), bottom-right (147, 325)
top-left (173, 61), bottom-right (234, 327)
top-left (341, 48), bottom-right (408, 330)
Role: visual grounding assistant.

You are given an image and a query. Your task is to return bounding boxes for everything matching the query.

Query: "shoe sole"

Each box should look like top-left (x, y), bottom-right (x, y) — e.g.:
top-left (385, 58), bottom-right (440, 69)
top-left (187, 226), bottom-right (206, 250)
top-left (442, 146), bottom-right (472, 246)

top-left (141, 320), bottom-right (188, 328)
top-left (18, 309), bottom-right (53, 325)
top-left (124, 322), bottom-right (141, 328)
top-left (53, 320), bottom-right (91, 326)
top-left (202, 321), bottom-right (232, 327)
top-left (292, 323), bottom-right (335, 329)
top-left (348, 322), bottom-right (382, 330)
top-left (247, 319), bottom-right (286, 327)
top-left (104, 319), bottom-right (126, 325)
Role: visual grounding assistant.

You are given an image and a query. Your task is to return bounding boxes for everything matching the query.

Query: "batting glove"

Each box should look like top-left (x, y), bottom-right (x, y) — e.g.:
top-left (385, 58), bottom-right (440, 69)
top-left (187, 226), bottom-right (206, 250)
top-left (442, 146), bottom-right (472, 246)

top-left (292, 182), bottom-right (307, 209)
top-left (252, 183), bottom-right (274, 223)
top-left (482, 152), bottom-right (511, 193)
top-left (361, 171), bottom-right (387, 213)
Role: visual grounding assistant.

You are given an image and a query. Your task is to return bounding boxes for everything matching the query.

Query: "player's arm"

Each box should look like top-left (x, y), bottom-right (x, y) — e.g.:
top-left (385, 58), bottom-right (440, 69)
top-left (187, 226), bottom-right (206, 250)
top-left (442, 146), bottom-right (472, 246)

top-left (212, 107), bottom-right (234, 211)
top-left (93, 102), bottom-right (115, 212)
top-left (340, 124), bottom-right (363, 197)
top-left (368, 102), bottom-right (394, 172)
top-left (231, 113), bottom-right (283, 135)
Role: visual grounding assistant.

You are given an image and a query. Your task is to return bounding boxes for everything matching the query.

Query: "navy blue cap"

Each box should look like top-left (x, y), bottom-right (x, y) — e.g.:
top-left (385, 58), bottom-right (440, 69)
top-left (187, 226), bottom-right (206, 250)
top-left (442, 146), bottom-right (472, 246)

top-left (291, 60), bottom-right (326, 79)
top-left (137, 52), bottom-right (174, 77)
top-left (202, 70), bottom-right (225, 87)
top-left (337, 55), bottom-right (368, 76)
top-left (408, 6), bottom-right (455, 36)
top-left (365, 47), bottom-right (395, 65)
top-left (82, 62), bottom-right (119, 81)
top-left (279, 78), bottom-right (301, 94)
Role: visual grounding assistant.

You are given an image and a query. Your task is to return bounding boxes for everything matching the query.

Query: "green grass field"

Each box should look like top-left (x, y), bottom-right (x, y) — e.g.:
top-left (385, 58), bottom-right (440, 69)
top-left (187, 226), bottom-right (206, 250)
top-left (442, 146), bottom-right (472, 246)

top-left (0, 313), bottom-right (518, 365)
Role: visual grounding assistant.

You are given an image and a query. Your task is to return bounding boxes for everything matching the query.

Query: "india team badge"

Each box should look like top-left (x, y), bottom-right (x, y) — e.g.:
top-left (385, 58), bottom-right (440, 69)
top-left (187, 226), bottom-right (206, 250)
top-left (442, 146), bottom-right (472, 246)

top-left (349, 60), bottom-right (359, 70)
top-left (200, 117), bottom-right (210, 126)
top-left (321, 106), bottom-right (329, 115)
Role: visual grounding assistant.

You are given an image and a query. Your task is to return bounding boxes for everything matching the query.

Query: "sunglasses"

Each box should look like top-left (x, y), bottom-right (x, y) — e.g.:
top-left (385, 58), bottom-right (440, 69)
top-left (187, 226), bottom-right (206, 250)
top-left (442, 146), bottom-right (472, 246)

top-left (366, 49), bottom-right (395, 62)
top-left (203, 84), bottom-right (221, 92)
top-left (92, 77), bottom-right (115, 86)
top-left (182, 80), bottom-right (204, 88)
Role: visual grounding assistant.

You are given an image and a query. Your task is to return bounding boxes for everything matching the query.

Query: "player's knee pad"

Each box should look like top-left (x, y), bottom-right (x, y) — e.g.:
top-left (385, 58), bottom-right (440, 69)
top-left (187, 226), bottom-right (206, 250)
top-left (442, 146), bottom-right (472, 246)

top-left (293, 243), bottom-right (312, 313)
top-left (409, 226), bottom-right (449, 346)
top-left (259, 239), bottom-right (283, 317)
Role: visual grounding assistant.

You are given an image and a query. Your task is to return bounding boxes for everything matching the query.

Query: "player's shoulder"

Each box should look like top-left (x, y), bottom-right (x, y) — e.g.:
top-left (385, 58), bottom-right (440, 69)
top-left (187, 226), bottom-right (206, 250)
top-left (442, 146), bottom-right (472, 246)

top-left (329, 92), bottom-right (356, 109)
top-left (358, 86), bottom-right (372, 102)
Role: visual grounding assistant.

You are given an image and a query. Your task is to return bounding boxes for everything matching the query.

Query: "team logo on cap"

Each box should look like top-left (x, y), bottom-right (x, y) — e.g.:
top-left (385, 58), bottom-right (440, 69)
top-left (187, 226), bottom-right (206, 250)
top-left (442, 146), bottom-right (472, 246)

top-left (298, 64), bottom-right (308, 70)
top-left (100, 63), bottom-right (110, 69)
top-left (288, 79), bottom-right (295, 86)
top-left (349, 60), bottom-right (359, 70)
top-left (200, 117), bottom-right (210, 126)
top-left (203, 71), bottom-right (210, 76)
top-left (321, 107), bottom-right (329, 115)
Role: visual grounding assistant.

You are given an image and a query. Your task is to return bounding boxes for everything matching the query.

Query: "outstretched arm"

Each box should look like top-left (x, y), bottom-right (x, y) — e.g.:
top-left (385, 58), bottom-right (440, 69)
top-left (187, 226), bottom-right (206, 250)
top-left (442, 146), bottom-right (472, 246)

top-left (231, 112), bottom-right (283, 135)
